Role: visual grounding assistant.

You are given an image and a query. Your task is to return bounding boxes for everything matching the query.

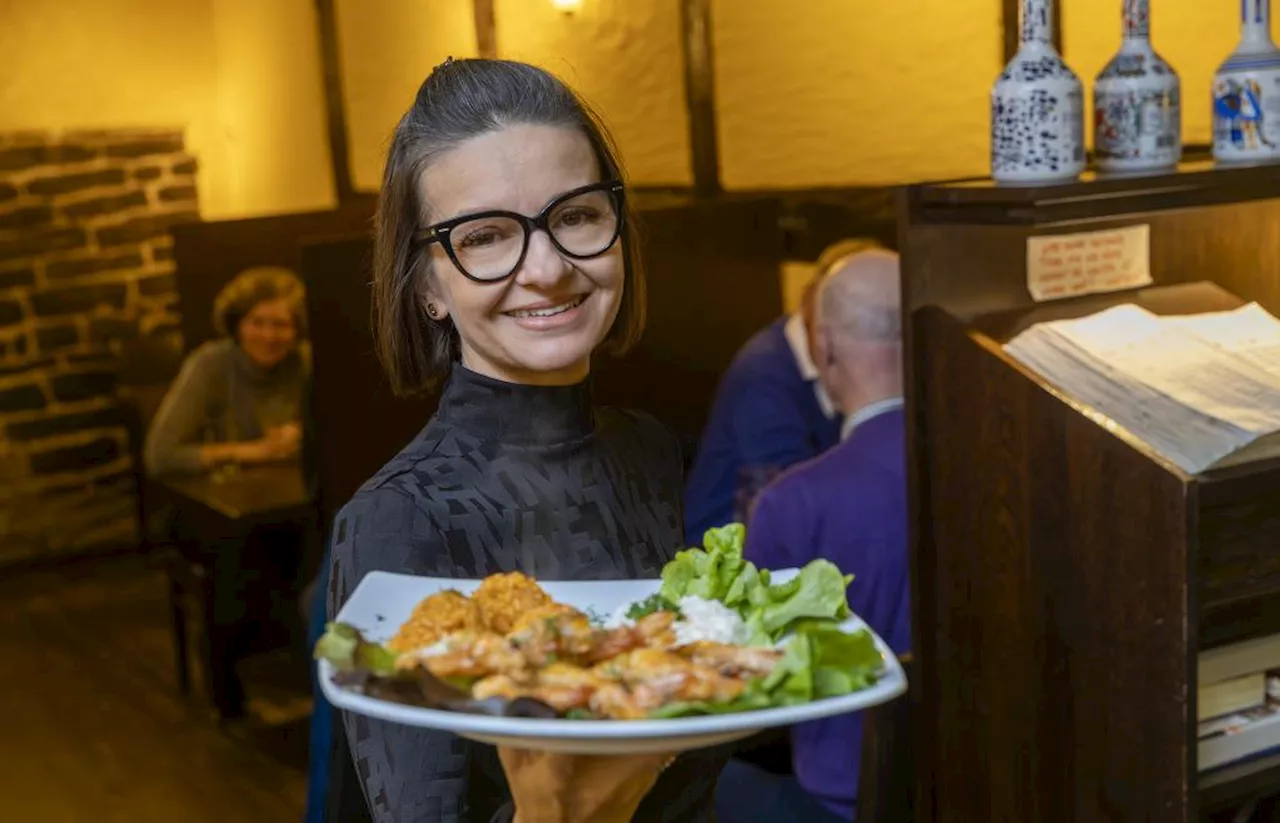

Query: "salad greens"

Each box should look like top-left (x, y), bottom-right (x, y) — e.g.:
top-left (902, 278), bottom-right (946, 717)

top-left (317, 522), bottom-right (883, 719)
top-left (659, 523), bottom-right (854, 646)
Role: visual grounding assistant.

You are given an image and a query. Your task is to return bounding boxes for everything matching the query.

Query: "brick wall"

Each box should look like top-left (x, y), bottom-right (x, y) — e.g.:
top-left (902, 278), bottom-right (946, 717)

top-left (0, 129), bottom-right (198, 565)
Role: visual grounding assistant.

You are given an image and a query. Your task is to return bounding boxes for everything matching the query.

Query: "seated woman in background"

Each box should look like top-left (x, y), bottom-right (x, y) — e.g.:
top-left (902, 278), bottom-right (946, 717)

top-left (145, 266), bottom-right (310, 476)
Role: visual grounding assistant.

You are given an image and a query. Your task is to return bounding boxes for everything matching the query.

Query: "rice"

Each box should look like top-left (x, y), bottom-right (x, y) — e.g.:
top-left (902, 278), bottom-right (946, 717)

top-left (672, 596), bottom-right (747, 646)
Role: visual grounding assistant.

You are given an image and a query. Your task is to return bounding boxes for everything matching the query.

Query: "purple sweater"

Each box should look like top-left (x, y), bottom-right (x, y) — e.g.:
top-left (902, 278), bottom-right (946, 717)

top-left (744, 407), bottom-right (911, 820)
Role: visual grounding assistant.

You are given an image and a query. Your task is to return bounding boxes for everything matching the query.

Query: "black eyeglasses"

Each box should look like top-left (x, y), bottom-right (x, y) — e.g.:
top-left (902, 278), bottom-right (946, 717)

top-left (415, 180), bottom-right (626, 283)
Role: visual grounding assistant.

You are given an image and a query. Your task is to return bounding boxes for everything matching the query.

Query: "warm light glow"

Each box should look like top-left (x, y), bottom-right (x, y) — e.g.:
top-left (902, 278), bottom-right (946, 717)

top-left (549, 0), bottom-right (582, 12)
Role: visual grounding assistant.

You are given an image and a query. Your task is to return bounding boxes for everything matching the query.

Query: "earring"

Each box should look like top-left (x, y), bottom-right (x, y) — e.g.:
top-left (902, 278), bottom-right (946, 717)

top-left (427, 303), bottom-right (439, 319)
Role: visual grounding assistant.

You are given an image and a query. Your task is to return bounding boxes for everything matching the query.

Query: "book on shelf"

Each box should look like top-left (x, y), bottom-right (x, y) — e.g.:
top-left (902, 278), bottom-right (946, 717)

top-left (1199, 673), bottom-right (1280, 771)
top-left (1004, 302), bottom-right (1280, 475)
top-left (1199, 671), bottom-right (1266, 723)
top-left (1200, 634), bottom-right (1280, 685)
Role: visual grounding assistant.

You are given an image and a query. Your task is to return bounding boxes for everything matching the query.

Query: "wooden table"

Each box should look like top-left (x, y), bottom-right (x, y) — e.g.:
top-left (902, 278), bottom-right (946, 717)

top-left (153, 463), bottom-right (313, 534)
top-left (151, 462), bottom-right (317, 719)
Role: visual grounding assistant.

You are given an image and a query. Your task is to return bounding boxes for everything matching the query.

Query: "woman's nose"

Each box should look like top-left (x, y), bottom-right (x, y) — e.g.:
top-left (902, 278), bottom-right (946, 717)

top-left (514, 229), bottom-right (572, 288)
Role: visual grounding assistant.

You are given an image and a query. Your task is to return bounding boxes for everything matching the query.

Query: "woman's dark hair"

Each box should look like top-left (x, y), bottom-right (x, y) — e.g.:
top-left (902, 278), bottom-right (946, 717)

top-left (212, 266), bottom-right (307, 341)
top-left (373, 58), bottom-right (646, 396)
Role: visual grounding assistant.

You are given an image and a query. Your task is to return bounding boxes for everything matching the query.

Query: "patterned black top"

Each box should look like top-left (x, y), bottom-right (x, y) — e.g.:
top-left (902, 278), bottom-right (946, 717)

top-left (327, 366), bottom-right (724, 823)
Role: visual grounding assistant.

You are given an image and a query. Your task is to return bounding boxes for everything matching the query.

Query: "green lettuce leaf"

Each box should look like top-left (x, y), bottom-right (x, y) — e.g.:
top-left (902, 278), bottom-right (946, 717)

top-left (659, 523), bottom-right (766, 607)
top-left (755, 560), bottom-right (854, 638)
top-left (314, 622), bottom-right (399, 677)
top-left (647, 622), bottom-right (883, 718)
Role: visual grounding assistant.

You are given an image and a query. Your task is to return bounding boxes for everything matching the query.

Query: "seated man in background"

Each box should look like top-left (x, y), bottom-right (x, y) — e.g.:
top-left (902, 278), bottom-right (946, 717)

top-left (717, 248), bottom-right (911, 823)
top-left (682, 238), bottom-right (884, 545)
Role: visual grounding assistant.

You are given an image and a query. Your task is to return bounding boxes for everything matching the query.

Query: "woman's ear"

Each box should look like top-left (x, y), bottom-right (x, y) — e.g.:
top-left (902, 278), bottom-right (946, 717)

top-left (418, 277), bottom-right (449, 322)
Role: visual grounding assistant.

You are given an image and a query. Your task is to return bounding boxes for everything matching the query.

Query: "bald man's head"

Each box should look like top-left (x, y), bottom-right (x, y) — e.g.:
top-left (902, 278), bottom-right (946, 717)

top-left (817, 249), bottom-right (902, 344)
top-left (813, 248), bottom-right (903, 415)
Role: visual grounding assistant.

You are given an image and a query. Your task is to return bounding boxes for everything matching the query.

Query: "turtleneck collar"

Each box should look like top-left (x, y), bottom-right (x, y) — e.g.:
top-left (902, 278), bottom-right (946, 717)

top-left (435, 365), bottom-right (596, 446)
top-left (230, 341), bottom-right (304, 386)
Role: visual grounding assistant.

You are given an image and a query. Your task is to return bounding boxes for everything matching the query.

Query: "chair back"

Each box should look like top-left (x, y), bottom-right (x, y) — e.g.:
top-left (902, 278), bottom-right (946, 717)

top-left (857, 653), bottom-right (916, 823)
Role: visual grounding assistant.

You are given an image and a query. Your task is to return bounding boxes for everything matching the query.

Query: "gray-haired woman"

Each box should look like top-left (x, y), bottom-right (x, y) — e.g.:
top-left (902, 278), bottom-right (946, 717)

top-left (145, 266), bottom-right (310, 476)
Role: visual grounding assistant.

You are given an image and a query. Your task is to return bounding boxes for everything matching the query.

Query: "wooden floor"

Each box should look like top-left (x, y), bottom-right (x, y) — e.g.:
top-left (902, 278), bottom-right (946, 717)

top-left (0, 553), bottom-right (311, 823)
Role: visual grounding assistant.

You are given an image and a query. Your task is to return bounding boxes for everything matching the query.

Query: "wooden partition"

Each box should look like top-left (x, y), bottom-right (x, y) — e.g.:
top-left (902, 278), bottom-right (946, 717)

top-left (899, 162), bottom-right (1280, 823)
top-left (301, 197), bottom-right (786, 527)
top-left (171, 198), bottom-right (375, 351)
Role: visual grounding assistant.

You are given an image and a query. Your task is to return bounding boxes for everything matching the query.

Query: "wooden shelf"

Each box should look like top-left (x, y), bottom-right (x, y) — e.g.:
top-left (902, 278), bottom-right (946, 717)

top-left (899, 167), bottom-right (1280, 822)
top-left (908, 160), bottom-right (1280, 225)
top-left (1200, 752), bottom-right (1280, 813)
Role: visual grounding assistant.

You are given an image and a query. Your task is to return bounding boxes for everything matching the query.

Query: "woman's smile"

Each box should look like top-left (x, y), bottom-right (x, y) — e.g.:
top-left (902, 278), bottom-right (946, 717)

top-left (504, 292), bottom-right (591, 328)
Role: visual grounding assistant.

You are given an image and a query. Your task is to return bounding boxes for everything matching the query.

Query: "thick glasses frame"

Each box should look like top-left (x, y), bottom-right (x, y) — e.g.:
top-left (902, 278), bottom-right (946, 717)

top-left (414, 180), bottom-right (626, 283)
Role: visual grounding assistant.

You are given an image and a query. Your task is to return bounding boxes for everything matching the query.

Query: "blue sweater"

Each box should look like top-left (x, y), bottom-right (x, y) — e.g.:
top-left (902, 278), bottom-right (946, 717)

top-left (744, 408), bottom-right (911, 820)
top-left (683, 318), bottom-right (839, 545)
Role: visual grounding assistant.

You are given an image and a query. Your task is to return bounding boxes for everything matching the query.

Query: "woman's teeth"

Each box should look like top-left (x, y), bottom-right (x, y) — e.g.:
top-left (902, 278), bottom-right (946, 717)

top-left (508, 294), bottom-right (586, 318)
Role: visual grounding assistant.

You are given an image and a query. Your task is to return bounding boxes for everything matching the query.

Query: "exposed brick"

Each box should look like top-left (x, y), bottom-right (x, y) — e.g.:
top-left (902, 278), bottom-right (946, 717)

top-left (30, 283), bottom-right (127, 317)
top-left (36, 323), bottom-right (80, 353)
top-left (96, 212), bottom-right (198, 247)
top-left (50, 370), bottom-right (117, 403)
top-left (0, 268), bottom-right (35, 289)
top-left (153, 244), bottom-right (174, 263)
top-left (61, 191), bottom-right (148, 220)
top-left (27, 169), bottom-right (126, 196)
top-left (132, 167), bottom-right (163, 182)
top-left (0, 228), bottom-right (87, 262)
top-left (87, 315), bottom-right (138, 343)
top-left (0, 300), bottom-right (24, 327)
top-left (137, 273), bottom-right (176, 297)
top-left (0, 144), bottom-right (96, 172)
top-left (157, 185), bottom-right (197, 203)
top-left (0, 205), bottom-right (54, 230)
top-left (0, 383), bottom-right (46, 412)
top-left (10, 335), bottom-right (28, 357)
top-left (0, 184), bottom-right (18, 203)
top-left (105, 136), bottom-right (184, 159)
top-left (29, 436), bottom-right (120, 475)
top-left (0, 354), bottom-right (51, 377)
top-left (172, 158), bottom-right (198, 175)
top-left (45, 251), bottom-right (144, 281)
top-left (68, 351), bottom-right (117, 367)
top-left (8, 407), bottom-right (125, 441)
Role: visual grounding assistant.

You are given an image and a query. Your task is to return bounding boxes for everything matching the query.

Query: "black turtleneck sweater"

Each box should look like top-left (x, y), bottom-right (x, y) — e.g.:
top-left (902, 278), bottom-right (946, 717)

top-left (327, 366), bottom-right (723, 823)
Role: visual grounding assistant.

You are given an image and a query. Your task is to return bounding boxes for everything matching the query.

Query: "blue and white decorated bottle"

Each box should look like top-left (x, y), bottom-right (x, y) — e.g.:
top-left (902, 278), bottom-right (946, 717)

top-left (1094, 0), bottom-right (1181, 173)
top-left (1213, 0), bottom-right (1280, 164)
top-left (991, 0), bottom-right (1086, 184)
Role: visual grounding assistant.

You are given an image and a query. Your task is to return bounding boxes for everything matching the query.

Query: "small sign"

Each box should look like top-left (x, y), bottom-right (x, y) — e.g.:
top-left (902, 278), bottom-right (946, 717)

top-left (1026, 224), bottom-right (1153, 302)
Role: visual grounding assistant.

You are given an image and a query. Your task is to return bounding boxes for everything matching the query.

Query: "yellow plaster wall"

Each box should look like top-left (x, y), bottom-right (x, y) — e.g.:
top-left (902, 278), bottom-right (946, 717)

top-left (493, 0), bottom-right (693, 186)
top-left (1063, 0), bottom-right (1262, 147)
top-left (208, 0), bottom-right (336, 217)
top-left (336, 0), bottom-right (478, 192)
top-left (712, 0), bottom-right (1003, 188)
top-left (0, 0), bottom-right (335, 218)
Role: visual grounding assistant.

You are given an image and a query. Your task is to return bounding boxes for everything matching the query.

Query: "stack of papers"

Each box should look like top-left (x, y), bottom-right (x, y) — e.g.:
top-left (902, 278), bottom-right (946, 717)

top-left (1004, 302), bottom-right (1280, 474)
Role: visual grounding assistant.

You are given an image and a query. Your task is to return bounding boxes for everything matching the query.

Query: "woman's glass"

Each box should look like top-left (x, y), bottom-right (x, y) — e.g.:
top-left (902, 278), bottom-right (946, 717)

top-left (415, 180), bottom-right (626, 283)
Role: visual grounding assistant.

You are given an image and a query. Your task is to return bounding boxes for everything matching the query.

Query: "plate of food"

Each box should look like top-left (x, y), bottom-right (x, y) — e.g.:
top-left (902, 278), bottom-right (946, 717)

top-left (315, 524), bottom-right (907, 754)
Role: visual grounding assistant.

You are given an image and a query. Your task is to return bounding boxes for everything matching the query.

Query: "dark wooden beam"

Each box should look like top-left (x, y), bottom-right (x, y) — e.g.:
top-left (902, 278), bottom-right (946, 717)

top-left (314, 0), bottom-right (356, 202)
top-left (1002, 0), bottom-right (1064, 63)
top-left (679, 0), bottom-right (721, 198)
top-left (473, 0), bottom-right (497, 59)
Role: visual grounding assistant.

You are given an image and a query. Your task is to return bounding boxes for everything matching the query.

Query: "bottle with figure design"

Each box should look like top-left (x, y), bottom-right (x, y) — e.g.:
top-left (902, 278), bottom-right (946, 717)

top-left (991, 0), bottom-right (1085, 185)
top-left (1214, 0), bottom-right (1280, 164)
top-left (1094, 0), bottom-right (1181, 173)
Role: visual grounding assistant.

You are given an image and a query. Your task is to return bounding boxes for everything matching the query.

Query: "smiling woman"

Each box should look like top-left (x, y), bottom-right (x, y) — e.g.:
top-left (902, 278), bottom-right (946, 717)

top-left (325, 58), bottom-right (723, 823)
top-left (144, 267), bottom-right (309, 477)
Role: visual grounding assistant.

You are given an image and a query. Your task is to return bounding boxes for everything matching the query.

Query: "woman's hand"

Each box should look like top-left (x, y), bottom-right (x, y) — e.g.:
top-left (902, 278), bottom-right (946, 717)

top-left (231, 425), bottom-right (301, 465)
top-left (499, 748), bottom-right (674, 823)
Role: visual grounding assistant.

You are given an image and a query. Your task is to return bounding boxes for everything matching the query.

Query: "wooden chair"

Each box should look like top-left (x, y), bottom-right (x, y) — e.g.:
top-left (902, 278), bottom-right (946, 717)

top-left (856, 653), bottom-right (916, 823)
top-left (119, 382), bottom-right (207, 696)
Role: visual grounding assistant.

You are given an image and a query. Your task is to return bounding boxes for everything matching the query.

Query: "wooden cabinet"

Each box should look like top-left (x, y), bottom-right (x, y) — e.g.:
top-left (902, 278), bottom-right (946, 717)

top-left (899, 162), bottom-right (1280, 822)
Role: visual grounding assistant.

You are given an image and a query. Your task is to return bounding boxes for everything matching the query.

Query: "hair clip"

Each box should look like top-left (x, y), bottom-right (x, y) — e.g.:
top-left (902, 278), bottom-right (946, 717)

top-left (433, 56), bottom-right (455, 74)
